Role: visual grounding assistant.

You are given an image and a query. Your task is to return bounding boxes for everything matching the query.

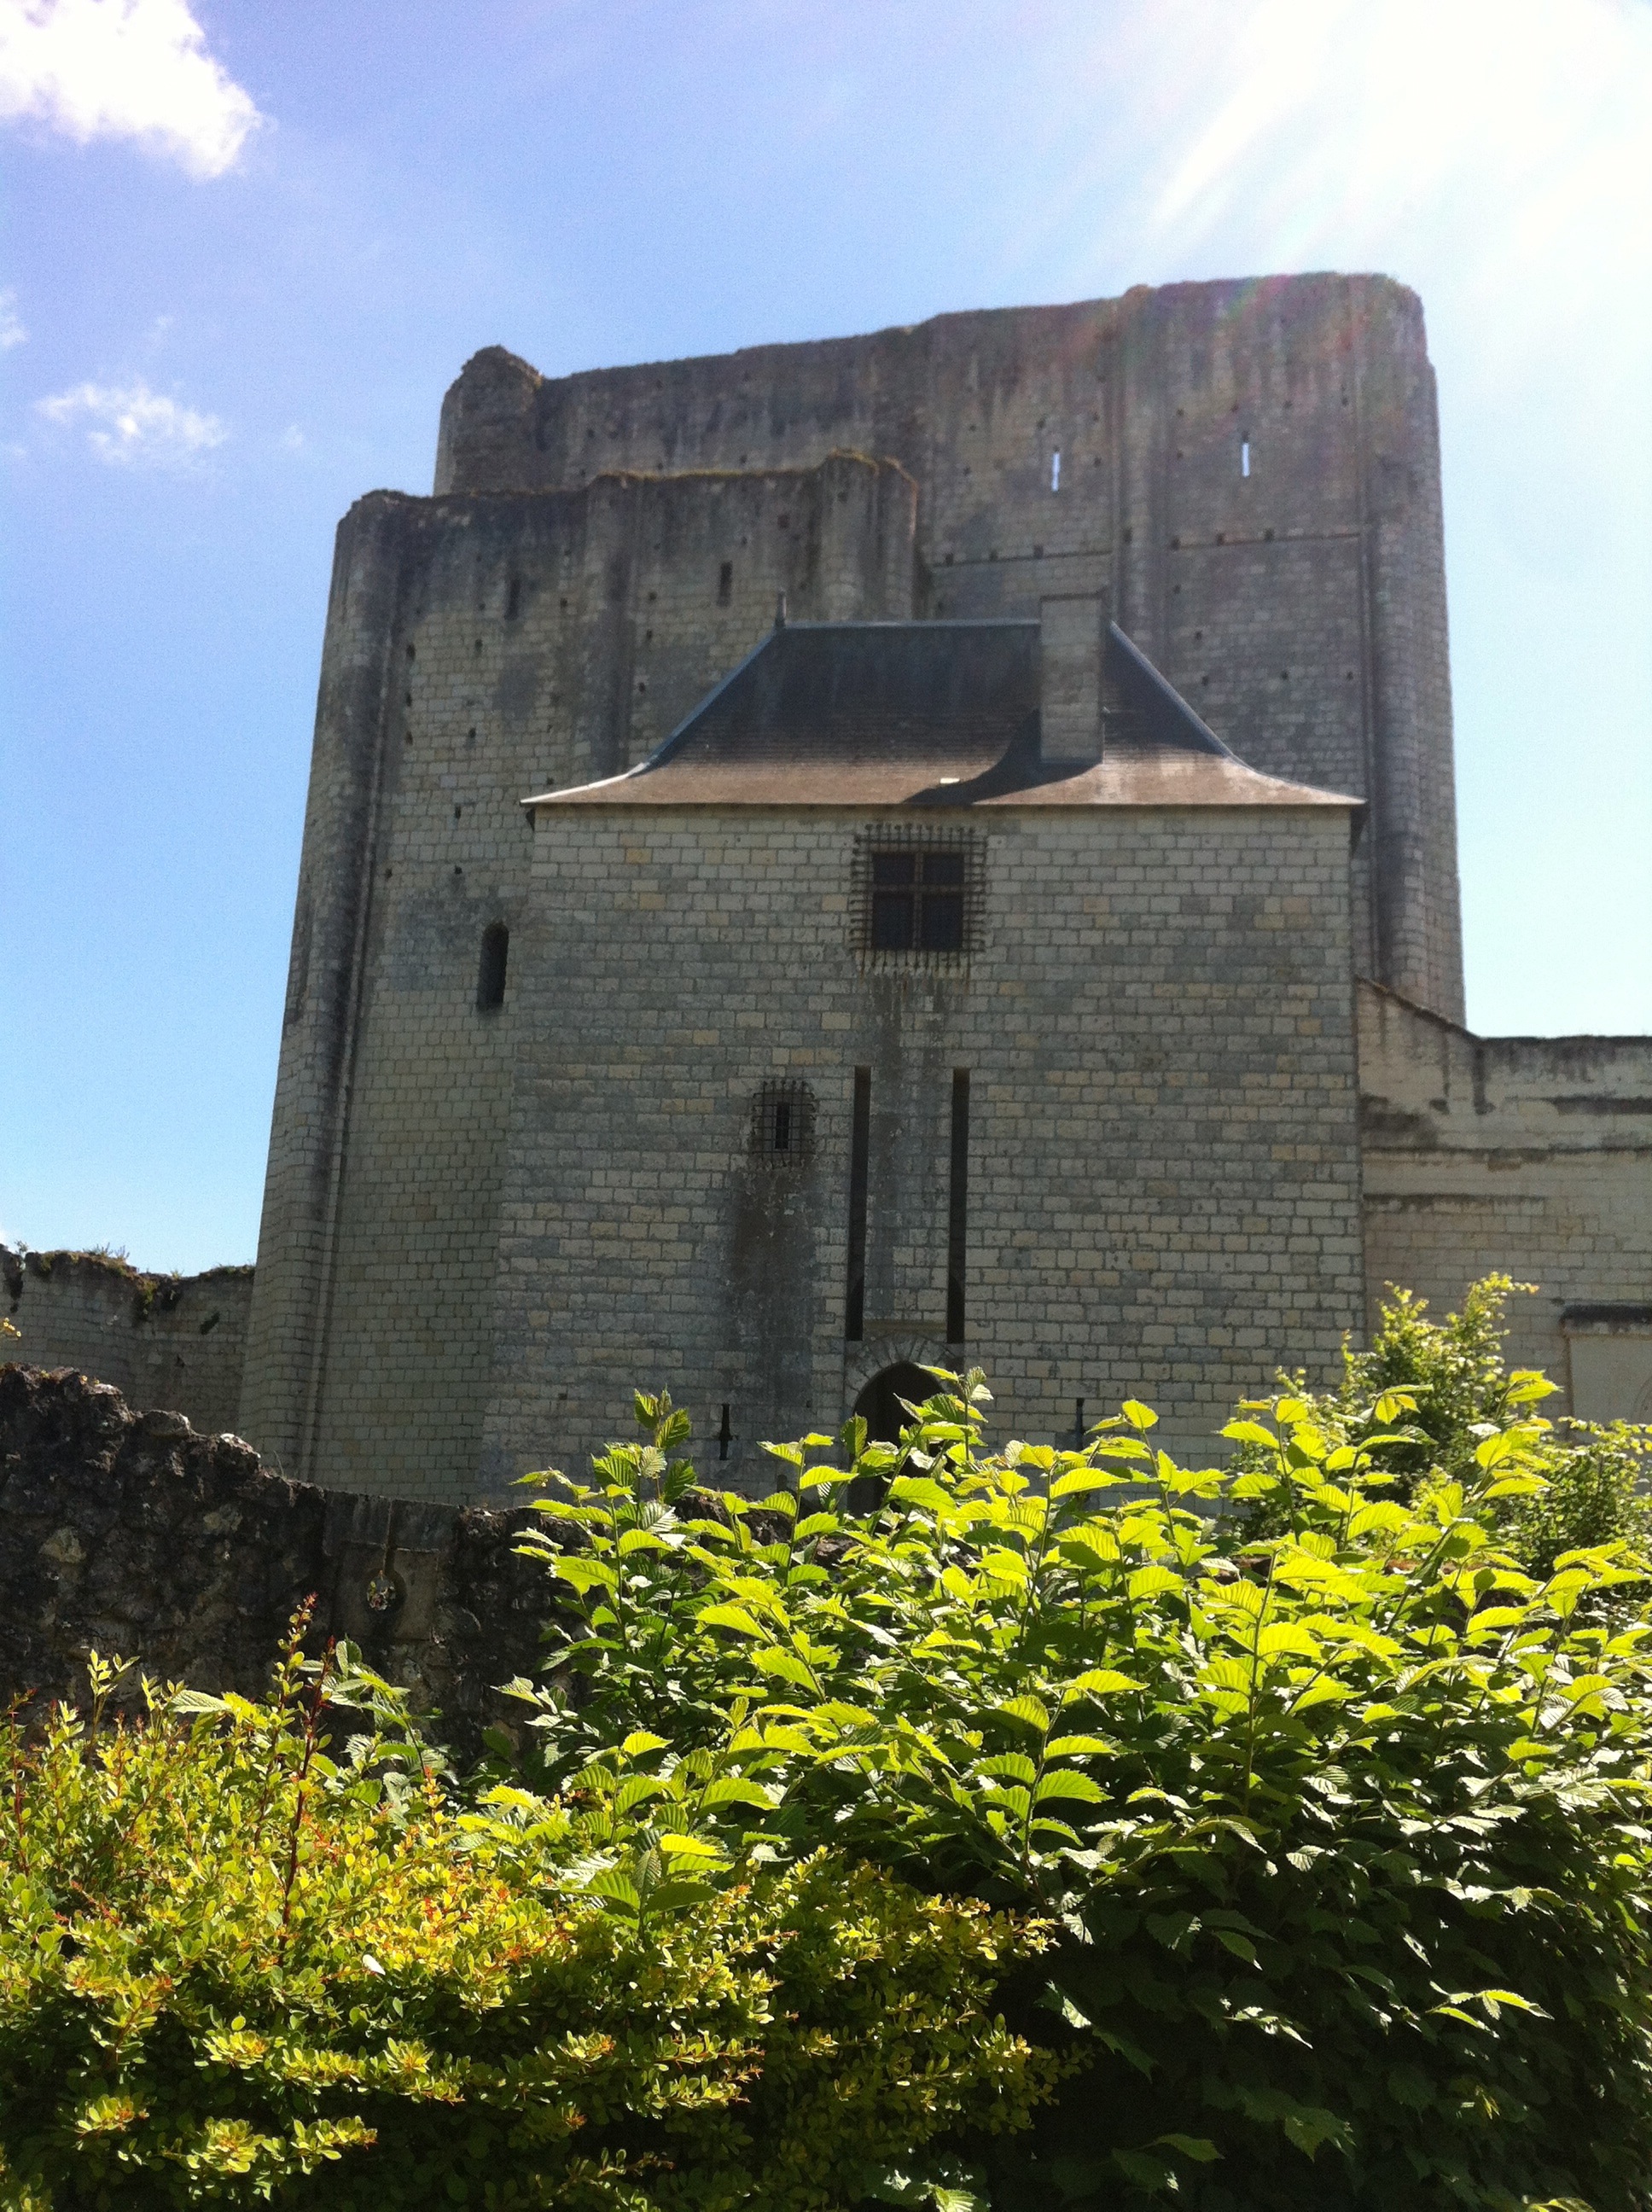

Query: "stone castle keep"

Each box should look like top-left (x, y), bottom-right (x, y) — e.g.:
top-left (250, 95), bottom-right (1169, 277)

top-left (14, 272), bottom-right (1647, 1499)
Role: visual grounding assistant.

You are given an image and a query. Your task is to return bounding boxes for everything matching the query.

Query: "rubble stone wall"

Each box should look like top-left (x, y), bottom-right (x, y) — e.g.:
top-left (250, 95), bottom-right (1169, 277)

top-left (0, 1363), bottom-right (549, 1764)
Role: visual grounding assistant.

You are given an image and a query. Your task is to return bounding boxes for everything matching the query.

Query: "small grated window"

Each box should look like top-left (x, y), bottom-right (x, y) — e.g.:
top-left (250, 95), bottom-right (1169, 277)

top-left (751, 1080), bottom-right (816, 1167)
top-left (855, 830), bottom-right (983, 962)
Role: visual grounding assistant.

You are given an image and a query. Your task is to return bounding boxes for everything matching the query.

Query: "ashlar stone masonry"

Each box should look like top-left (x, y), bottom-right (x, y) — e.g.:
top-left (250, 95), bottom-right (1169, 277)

top-left (224, 276), bottom-right (1649, 1503)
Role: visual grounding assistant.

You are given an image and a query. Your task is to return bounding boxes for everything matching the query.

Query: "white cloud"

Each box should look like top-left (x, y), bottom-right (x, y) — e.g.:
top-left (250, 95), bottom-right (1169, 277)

top-left (0, 287), bottom-right (25, 348)
top-left (278, 422), bottom-right (305, 453)
top-left (0, 0), bottom-right (261, 178)
top-left (36, 376), bottom-right (225, 464)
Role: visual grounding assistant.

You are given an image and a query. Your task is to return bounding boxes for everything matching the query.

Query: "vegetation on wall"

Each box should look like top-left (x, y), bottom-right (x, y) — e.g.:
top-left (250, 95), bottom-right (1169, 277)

top-left (4, 1279), bottom-right (1651, 2211)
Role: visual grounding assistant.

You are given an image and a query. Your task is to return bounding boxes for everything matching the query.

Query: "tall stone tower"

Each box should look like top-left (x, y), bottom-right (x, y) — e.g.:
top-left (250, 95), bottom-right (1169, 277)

top-left (437, 272), bottom-right (1463, 1012)
top-left (240, 273), bottom-right (1460, 1496)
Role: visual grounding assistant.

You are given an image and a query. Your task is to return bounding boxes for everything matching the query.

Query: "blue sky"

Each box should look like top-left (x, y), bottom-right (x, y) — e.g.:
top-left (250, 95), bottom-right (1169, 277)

top-left (3, 0), bottom-right (1649, 1273)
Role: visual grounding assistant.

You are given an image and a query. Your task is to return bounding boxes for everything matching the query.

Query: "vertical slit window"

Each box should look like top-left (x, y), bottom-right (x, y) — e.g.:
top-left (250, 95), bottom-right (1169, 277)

top-left (846, 1067), bottom-right (871, 1342)
top-left (717, 559), bottom-right (733, 605)
top-left (476, 922), bottom-right (509, 1010)
top-left (1240, 435), bottom-right (1251, 478)
top-left (946, 1069), bottom-right (969, 1345)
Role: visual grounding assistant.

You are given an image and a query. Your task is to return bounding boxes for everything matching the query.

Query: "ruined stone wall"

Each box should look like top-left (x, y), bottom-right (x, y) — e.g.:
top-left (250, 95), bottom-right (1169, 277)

top-left (3, 1246), bottom-right (253, 1436)
top-left (480, 801), bottom-right (1364, 1493)
top-left (241, 457), bottom-right (916, 1493)
top-left (1358, 983), bottom-right (1652, 1417)
top-left (0, 1363), bottom-right (547, 1764)
top-left (436, 276), bottom-right (1463, 1020)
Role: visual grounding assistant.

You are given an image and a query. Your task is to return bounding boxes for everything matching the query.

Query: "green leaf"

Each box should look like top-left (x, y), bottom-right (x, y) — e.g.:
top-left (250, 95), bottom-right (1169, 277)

top-left (1067, 1669), bottom-right (1143, 1696)
top-left (1034, 1770), bottom-right (1105, 1806)
top-left (977, 1753), bottom-right (1037, 1786)
top-left (1154, 2135), bottom-right (1220, 2163)
top-left (655, 1832), bottom-right (724, 1860)
top-left (584, 1868), bottom-right (640, 1912)
top-left (1050, 1469), bottom-right (1128, 1499)
top-left (888, 1476), bottom-right (954, 1514)
top-left (1255, 1623), bottom-right (1322, 1660)
top-left (1057, 1527), bottom-right (1122, 1564)
top-left (996, 1694), bottom-right (1050, 1733)
top-left (620, 1731), bottom-right (669, 1757)
top-left (1121, 1400), bottom-right (1160, 1431)
top-left (700, 1778), bottom-right (777, 1811)
top-left (1112, 2149), bottom-right (1174, 2190)
top-left (1127, 1564), bottom-right (1182, 1601)
top-left (554, 1557), bottom-right (619, 1594)
top-left (1222, 1420), bottom-right (1278, 1448)
top-left (696, 1602), bottom-right (765, 1637)
top-left (1281, 2109), bottom-right (1347, 2159)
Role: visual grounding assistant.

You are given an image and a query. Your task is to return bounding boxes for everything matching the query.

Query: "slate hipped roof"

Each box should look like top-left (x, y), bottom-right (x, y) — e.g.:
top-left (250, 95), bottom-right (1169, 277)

top-left (524, 620), bottom-right (1358, 812)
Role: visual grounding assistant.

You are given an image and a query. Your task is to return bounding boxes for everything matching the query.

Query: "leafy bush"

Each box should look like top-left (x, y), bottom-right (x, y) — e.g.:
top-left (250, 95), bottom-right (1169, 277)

top-left (505, 1366), bottom-right (1652, 2212)
top-left (1237, 1278), bottom-right (1652, 1583)
top-left (0, 1633), bottom-right (1051, 2210)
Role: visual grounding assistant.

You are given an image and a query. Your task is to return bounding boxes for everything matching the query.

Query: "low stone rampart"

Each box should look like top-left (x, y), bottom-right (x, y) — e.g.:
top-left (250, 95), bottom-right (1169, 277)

top-left (0, 1363), bottom-right (550, 1764)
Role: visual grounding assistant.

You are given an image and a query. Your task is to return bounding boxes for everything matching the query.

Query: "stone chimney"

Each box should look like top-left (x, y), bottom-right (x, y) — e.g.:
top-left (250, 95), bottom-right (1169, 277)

top-left (1038, 593), bottom-right (1105, 764)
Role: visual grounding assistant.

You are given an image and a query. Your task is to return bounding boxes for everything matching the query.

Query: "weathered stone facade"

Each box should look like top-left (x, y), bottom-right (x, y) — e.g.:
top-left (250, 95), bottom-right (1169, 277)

top-left (433, 276), bottom-right (1462, 1017)
top-left (218, 274), bottom-right (1646, 1504)
top-left (1358, 984), bottom-right (1652, 1417)
top-left (484, 778), bottom-right (1363, 1490)
top-left (3, 1245), bottom-right (253, 1438)
top-left (0, 1363), bottom-right (544, 1761)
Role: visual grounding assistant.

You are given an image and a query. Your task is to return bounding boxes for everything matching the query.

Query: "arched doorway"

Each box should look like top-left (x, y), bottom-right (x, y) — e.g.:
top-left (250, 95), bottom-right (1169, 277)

top-left (852, 1360), bottom-right (936, 1446)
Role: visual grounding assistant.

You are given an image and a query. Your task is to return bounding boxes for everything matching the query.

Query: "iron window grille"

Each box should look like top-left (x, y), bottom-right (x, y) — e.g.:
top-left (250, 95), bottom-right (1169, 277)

top-left (751, 1080), bottom-right (817, 1167)
top-left (853, 829), bottom-right (984, 964)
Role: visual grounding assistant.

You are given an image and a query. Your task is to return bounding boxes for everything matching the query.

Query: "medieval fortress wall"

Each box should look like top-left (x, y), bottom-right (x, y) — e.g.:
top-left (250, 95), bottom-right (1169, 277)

top-left (3, 1247), bottom-right (253, 1438)
top-left (482, 804), bottom-right (1364, 1498)
top-left (1358, 988), bottom-right (1652, 1412)
top-left (436, 275), bottom-right (1462, 1019)
top-left (9, 273), bottom-right (1646, 1499)
top-left (231, 271), bottom-right (1471, 1496)
top-left (237, 454), bottom-right (918, 1488)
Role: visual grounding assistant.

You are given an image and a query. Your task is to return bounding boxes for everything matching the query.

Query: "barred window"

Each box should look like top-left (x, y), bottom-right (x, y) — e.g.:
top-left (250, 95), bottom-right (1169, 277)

top-left (751, 1080), bottom-right (816, 1166)
top-left (856, 831), bottom-right (982, 961)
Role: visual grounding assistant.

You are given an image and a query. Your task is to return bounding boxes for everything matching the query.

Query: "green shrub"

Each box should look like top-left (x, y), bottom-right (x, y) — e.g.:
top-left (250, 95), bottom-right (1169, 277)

top-left (0, 1635), bottom-right (1051, 2210)
top-left (505, 1372), bottom-right (1652, 2211)
top-left (1236, 1278), bottom-right (1652, 1584)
